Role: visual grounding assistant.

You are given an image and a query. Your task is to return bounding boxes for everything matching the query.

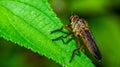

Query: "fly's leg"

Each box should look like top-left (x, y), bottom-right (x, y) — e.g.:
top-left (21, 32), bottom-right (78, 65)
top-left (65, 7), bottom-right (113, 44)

top-left (81, 45), bottom-right (85, 53)
top-left (51, 24), bottom-right (71, 34)
top-left (69, 36), bottom-right (86, 62)
top-left (69, 47), bottom-right (80, 62)
top-left (51, 24), bottom-right (73, 44)
top-left (69, 46), bottom-right (85, 62)
top-left (69, 36), bottom-right (81, 62)
top-left (63, 24), bottom-right (72, 31)
top-left (52, 33), bottom-right (73, 40)
top-left (52, 33), bottom-right (73, 44)
top-left (51, 27), bottom-right (65, 34)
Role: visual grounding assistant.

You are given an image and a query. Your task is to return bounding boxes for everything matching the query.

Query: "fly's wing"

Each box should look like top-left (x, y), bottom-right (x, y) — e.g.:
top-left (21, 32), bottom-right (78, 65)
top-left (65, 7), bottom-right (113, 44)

top-left (82, 30), bottom-right (102, 61)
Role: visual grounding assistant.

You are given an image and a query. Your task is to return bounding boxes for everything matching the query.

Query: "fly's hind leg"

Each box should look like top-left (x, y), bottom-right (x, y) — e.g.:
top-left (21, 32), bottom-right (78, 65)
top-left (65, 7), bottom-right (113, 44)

top-left (69, 37), bottom-right (81, 62)
top-left (69, 47), bottom-right (80, 62)
top-left (69, 38), bottom-right (86, 62)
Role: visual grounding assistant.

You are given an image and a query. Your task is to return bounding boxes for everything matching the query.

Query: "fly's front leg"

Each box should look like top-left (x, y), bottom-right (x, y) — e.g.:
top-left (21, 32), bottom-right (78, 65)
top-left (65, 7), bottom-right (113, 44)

top-left (63, 24), bottom-right (72, 31)
top-left (51, 27), bottom-right (63, 34)
top-left (51, 24), bottom-right (71, 34)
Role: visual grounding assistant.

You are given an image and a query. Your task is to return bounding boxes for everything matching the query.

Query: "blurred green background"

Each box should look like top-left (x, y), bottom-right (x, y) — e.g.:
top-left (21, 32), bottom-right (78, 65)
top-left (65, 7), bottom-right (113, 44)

top-left (0, 0), bottom-right (120, 67)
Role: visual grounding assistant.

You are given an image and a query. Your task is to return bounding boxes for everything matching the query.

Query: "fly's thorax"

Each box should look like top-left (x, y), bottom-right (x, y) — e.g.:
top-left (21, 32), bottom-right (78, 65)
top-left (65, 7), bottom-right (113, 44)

top-left (70, 15), bottom-right (89, 36)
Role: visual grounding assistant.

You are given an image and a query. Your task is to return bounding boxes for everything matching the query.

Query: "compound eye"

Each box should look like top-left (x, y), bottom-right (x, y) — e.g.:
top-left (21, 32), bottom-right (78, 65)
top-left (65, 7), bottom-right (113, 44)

top-left (70, 15), bottom-right (74, 21)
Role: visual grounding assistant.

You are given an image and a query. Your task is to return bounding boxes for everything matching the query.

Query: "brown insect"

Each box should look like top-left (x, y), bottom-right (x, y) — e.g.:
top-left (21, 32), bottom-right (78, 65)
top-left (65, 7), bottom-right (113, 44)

top-left (51, 14), bottom-right (102, 62)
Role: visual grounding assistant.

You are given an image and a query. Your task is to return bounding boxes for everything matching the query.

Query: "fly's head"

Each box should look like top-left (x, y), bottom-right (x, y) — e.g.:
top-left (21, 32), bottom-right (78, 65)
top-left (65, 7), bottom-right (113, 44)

top-left (69, 15), bottom-right (89, 33)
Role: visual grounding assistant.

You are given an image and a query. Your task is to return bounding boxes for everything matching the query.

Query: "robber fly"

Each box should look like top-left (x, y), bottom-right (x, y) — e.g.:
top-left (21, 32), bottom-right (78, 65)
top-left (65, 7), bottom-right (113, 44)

top-left (51, 14), bottom-right (102, 62)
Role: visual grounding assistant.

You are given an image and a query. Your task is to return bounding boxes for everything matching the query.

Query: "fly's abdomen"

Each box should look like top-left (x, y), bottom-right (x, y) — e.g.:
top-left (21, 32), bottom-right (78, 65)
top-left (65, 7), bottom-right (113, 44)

top-left (82, 30), bottom-right (102, 61)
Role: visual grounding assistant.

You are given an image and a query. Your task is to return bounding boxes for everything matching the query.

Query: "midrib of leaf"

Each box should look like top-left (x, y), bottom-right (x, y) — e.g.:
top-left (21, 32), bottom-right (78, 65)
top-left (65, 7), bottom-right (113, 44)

top-left (0, 0), bottom-right (94, 67)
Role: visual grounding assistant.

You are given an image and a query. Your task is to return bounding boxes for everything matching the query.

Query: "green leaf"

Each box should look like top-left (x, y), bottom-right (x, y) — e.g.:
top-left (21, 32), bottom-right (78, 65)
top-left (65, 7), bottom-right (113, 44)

top-left (0, 0), bottom-right (94, 67)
